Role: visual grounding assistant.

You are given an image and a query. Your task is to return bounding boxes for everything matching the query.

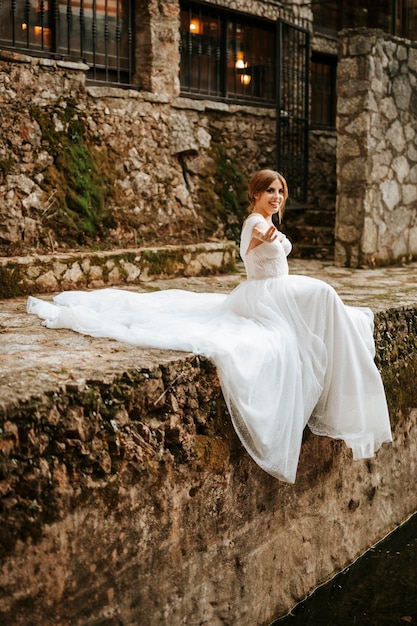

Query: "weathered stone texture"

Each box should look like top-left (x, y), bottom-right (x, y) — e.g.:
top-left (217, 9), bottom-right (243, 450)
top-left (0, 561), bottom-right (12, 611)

top-left (0, 304), bottom-right (417, 626)
top-left (0, 9), bottom-right (333, 261)
top-left (336, 30), bottom-right (417, 267)
top-left (1, 258), bottom-right (417, 626)
top-left (0, 242), bottom-right (237, 298)
top-left (0, 53), bottom-right (250, 255)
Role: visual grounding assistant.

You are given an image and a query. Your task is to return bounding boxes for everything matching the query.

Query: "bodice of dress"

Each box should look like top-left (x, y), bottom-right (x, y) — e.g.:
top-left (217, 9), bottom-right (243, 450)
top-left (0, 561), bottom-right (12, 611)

top-left (240, 214), bottom-right (292, 279)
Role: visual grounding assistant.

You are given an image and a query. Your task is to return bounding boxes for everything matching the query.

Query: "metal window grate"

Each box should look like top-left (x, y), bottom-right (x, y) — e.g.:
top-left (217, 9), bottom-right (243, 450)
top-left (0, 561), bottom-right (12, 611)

top-left (180, 3), bottom-right (311, 203)
top-left (276, 19), bottom-right (310, 205)
top-left (311, 0), bottom-right (417, 41)
top-left (179, 2), bottom-right (276, 105)
top-left (310, 53), bottom-right (336, 129)
top-left (0, 0), bottom-right (134, 85)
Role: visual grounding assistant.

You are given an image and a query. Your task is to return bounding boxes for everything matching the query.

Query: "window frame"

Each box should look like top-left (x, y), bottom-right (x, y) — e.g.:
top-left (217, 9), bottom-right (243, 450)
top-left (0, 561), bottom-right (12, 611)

top-left (310, 52), bottom-right (337, 130)
top-left (0, 0), bottom-right (134, 86)
top-left (311, 0), bottom-right (417, 41)
top-left (179, 1), bottom-right (277, 106)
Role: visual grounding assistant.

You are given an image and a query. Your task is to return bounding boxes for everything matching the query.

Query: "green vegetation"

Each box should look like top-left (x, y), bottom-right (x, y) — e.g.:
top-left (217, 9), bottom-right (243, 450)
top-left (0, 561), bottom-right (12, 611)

top-left (141, 248), bottom-right (185, 276)
top-left (30, 102), bottom-right (115, 245)
top-left (198, 143), bottom-right (248, 243)
top-left (381, 354), bottom-right (417, 423)
top-left (0, 265), bottom-right (27, 298)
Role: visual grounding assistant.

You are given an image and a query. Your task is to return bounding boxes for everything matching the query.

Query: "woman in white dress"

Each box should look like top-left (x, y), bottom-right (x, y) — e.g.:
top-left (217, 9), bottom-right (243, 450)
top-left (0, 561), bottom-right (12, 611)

top-left (28, 169), bottom-right (392, 483)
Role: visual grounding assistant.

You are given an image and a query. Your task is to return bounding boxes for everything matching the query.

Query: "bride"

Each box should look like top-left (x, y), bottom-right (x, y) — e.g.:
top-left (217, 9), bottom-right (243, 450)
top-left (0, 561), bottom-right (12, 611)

top-left (27, 169), bottom-right (392, 483)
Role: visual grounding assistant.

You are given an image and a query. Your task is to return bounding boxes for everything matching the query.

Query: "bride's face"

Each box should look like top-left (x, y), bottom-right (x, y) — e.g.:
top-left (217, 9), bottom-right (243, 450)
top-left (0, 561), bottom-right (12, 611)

top-left (253, 178), bottom-right (286, 218)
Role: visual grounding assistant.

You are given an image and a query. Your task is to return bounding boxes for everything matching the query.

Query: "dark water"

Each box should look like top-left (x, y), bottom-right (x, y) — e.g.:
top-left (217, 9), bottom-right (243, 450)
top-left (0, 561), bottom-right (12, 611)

top-left (273, 512), bottom-right (417, 626)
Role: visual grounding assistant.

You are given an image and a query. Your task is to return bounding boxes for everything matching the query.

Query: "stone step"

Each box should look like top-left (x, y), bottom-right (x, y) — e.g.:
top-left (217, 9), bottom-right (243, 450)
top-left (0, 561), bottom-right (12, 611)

top-left (0, 241), bottom-right (237, 299)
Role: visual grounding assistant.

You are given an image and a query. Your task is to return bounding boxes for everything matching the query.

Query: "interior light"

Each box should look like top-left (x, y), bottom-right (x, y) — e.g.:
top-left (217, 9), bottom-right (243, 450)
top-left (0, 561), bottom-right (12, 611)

top-left (235, 51), bottom-right (251, 85)
top-left (235, 51), bottom-right (246, 69)
top-left (189, 17), bottom-right (201, 34)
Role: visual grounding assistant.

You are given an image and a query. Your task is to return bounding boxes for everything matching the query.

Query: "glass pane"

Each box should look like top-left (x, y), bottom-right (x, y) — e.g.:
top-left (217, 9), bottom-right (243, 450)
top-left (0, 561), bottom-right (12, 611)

top-left (227, 20), bottom-right (275, 102)
top-left (311, 57), bottom-right (336, 127)
top-left (0, 0), bottom-right (52, 50)
top-left (311, 1), bottom-right (338, 34)
top-left (180, 7), bottom-right (223, 96)
top-left (58, 0), bottom-right (130, 69)
top-left (399, 0), bottom-right (417, 39)
top-left (312, 0), bottom-right (398, 34)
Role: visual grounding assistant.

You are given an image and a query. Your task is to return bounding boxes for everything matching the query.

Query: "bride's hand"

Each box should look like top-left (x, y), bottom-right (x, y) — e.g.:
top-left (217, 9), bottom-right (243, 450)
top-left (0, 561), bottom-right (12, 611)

top-left (254, 225), bottom-right (279, 243)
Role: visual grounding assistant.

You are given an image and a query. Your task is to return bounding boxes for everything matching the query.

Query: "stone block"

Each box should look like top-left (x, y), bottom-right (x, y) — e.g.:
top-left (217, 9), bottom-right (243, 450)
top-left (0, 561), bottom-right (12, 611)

top-left (381, 180), bottom-right (400, 211)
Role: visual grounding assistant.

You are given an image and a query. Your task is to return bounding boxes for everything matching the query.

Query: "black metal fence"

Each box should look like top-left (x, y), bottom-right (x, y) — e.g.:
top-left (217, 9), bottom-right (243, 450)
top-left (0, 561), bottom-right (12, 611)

top-left (0, 0), bottom-right (134, 85)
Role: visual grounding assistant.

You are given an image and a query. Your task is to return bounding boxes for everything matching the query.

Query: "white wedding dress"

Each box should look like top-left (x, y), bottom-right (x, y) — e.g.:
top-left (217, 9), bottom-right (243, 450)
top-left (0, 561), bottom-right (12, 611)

top-left (27, 214), bottom-right (392, 483)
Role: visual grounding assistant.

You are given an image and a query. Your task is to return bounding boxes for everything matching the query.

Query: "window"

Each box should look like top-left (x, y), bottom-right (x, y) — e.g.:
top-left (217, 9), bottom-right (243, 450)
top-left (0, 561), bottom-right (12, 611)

top-left (311, 0), bottom-right (417, 41)
top-left (396, 0), bottom-right (417, 39)
top-left (310, 54), bottom-right (336, 129)
top-left (0, 0), bottom-right (133, 85)
top-left (180, 2), bottom-right (276, 104)
top-left (311, 1), bottom-right (339, 35)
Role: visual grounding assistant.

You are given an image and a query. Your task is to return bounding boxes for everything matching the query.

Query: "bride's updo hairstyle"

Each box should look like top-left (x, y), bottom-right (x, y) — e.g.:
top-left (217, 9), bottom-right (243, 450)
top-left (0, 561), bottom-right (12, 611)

top-left (247, 169), bottom-right (289, 223)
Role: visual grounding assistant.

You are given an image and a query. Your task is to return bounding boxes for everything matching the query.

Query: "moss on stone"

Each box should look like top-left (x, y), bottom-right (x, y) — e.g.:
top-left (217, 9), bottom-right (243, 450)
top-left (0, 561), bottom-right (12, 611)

top-left (141, 248), bottom-right (185, 276)
top-left (0, 265), bottom-right (28, 298)
top-left (0, 157), bottom-right (15, 180)
top-left (30, 102), bottom-right (116, 246)
top-left (197, 143), bottom-right (248, 243)
top-left (381, 354), bottom-right (417, 423)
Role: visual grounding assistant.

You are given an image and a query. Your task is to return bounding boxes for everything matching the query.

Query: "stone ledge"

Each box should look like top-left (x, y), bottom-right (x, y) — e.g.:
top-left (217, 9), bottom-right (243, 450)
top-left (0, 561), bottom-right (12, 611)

top-left (0, 242), bottom-right (237, 299)
top-left (0, 47), bottom-right (90, 71)
top-left (0, 262), bottom-right (416, 625)
top-left (0, 307), bottom-right (416, 625)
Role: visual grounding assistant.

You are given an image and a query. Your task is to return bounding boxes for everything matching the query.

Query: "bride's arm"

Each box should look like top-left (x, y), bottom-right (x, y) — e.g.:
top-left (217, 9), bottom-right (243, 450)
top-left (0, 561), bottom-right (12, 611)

top-left (252, 224), bottom-right (279, 243)
top-left (252, 224), bottom-right (292, 255)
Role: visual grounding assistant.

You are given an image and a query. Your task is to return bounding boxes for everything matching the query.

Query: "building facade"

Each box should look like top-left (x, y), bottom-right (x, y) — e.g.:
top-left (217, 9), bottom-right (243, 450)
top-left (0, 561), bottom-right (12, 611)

top-left (1, 0), bottom-right (416, 264)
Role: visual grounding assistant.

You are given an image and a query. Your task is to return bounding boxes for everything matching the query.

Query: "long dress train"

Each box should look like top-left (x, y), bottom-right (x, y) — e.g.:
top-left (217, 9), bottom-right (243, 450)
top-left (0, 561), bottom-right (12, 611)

top-left (27, 214), bottom-right (392, 483)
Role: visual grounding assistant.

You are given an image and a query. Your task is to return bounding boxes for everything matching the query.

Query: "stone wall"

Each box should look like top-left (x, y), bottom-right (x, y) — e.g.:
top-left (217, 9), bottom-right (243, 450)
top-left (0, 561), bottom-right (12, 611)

top-left (0, 50), bottom-right (249, 255)
top-left (0, 242), bottom-right (237, 298)
top-left (0, 0), bottom-right (338, 261)
top-left (0, 46), bottom-right (336, 260)
top-left (336, 29), bottom-right (417, 267)
top-left (1, 302), bottom-right (417, 626)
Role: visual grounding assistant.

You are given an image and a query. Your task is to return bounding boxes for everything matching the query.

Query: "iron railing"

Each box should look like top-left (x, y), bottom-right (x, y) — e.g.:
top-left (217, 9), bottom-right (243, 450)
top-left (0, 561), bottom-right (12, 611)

top-left (0, 0), bottom-right (134, 85)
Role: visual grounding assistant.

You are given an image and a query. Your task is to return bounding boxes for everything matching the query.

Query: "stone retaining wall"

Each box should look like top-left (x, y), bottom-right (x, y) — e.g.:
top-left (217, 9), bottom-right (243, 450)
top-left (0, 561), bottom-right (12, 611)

top-left (336, 29), bottom-right (417, 267)
top-left (0, 50), bottom-right (255, 255)
top-left (0, 305), bottom-right (416, 625)
top-left (0, 42), bottom-right (334, 261)
top-left (0, 242), bottom-right (237, 298)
